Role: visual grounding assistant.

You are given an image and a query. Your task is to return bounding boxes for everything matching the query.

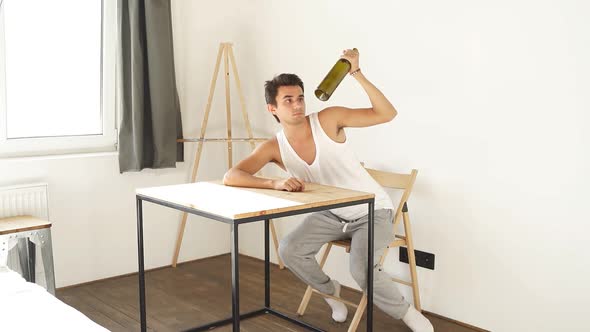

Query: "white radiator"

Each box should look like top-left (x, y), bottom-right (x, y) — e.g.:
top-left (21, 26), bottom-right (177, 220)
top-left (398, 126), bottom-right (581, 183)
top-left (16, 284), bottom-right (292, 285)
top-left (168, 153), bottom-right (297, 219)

top-left (0, 183), bottom-right (49, 220)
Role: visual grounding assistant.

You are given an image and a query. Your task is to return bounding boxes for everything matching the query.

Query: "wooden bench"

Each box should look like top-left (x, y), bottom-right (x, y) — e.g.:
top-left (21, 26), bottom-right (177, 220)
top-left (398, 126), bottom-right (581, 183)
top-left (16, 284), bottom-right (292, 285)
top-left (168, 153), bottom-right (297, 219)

top-left (0, 215), bottom-right (56, 295)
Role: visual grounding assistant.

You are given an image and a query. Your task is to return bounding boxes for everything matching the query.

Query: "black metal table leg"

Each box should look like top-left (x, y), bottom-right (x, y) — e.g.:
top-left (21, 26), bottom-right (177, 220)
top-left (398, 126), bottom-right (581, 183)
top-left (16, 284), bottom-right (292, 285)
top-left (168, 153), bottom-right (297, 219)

top-left (367, 201), bottom-right (375, 332)
top-left (136, 193), bottom-right (374, 332)
top-left (231, 223), bottom-right (240, 331)
top-left (137, 198), bottom-right (147, 332)
top-left (265, 219), bottom-right (270, 308)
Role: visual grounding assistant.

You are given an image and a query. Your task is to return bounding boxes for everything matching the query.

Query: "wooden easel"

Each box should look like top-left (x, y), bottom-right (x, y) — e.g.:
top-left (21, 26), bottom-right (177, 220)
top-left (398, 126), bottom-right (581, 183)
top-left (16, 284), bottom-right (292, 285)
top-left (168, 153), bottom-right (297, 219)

top-left (172, 42), bottom-right (284, 269)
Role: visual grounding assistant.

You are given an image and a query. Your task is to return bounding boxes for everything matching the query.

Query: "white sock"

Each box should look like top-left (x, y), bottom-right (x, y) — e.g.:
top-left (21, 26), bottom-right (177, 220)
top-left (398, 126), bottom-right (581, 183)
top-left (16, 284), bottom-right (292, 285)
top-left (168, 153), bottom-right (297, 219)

top-left (402, 305), bottom-right (434, 332)
top-left (323, 280), bottom-right (348, 323)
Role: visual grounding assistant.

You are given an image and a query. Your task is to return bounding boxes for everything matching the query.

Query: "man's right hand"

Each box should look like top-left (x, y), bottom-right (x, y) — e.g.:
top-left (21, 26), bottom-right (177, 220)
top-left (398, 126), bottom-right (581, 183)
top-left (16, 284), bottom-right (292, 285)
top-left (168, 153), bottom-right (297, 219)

top-left (272, 177), bottom-right (306, 192)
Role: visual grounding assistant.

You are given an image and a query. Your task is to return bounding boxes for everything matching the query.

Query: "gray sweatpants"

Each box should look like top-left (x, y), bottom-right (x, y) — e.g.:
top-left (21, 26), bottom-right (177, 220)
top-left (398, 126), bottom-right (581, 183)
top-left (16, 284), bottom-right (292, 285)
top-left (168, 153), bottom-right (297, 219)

top-left (278, 209), bottom-right (410, 319)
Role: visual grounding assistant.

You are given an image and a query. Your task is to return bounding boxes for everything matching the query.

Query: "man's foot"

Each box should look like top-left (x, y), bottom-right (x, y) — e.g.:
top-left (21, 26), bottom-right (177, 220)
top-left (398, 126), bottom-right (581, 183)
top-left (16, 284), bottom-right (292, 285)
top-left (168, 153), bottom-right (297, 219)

top-left (323, 280), bottom-right (348, 322)
top-left (402, 305), bottom-right (434, 332)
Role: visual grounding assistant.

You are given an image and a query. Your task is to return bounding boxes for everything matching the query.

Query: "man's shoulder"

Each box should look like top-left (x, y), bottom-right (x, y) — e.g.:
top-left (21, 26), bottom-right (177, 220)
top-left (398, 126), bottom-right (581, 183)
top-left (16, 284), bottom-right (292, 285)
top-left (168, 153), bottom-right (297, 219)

top-left (317, 106), bottom-right (346, 126)
top-left (262, 136), bottom-right (279, 147)
top-left (318, 106), bottom-right (348, 118)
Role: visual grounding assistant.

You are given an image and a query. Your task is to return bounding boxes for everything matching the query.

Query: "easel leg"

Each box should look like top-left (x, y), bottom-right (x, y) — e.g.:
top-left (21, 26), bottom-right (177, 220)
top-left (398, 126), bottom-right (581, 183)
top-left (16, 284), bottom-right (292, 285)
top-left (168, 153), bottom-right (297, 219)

top-left (172, 43), bottom-right (285, 269)
top-left (172, 213), bottom-right (189, 267)
top-left (172, 43), bottom-right (225, 267)
top-left (223, 44), bottom-right (233, 168)
top-left (228, 46), bottom-right (284, 268)
top-left (227, 46), bottom-right (255, 152)
top-left (269, 219), bottom-right (285, 269)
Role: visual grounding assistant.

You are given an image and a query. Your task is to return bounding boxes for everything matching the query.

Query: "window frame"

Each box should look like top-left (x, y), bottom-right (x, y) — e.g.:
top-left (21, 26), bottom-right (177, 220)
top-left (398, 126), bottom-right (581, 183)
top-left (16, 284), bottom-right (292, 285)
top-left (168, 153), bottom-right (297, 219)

top-left (0, 0), bottom-right (118, 158)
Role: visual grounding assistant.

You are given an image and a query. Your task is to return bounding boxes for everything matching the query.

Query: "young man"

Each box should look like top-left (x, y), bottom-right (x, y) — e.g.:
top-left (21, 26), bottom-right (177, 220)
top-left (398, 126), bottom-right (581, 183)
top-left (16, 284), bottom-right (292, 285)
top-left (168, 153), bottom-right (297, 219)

top-left (223, 49), bottom-right (433, 332)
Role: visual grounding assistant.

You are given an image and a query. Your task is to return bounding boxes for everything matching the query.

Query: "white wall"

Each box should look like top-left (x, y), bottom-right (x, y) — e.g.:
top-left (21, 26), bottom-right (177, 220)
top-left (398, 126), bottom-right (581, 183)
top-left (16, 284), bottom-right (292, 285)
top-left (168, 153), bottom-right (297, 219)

top-left (0, 1), bottom-right (267, 288)
top-left (0, 152), bottom-right (232, 287)
top-left (173, 1), bottom-right (590, 331)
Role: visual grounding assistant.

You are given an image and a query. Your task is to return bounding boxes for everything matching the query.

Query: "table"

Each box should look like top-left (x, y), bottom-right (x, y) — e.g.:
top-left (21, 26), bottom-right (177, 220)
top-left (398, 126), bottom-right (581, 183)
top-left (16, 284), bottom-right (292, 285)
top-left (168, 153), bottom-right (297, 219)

top-left (135, 181), bottom-right (376, 332)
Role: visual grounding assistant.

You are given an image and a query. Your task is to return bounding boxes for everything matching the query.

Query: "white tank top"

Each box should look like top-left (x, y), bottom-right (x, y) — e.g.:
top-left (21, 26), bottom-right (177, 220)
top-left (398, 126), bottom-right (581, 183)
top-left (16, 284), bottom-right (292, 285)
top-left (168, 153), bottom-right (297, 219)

top-left (276, 112), bottom-right (394, 220)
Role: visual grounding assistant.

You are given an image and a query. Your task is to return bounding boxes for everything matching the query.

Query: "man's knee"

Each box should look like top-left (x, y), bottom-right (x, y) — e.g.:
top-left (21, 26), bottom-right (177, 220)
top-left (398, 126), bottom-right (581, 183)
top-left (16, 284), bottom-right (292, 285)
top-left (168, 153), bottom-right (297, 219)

top-left (350, 264), bottom-right (368, 290)
top-left (278, 237), bottom-right (296, 264)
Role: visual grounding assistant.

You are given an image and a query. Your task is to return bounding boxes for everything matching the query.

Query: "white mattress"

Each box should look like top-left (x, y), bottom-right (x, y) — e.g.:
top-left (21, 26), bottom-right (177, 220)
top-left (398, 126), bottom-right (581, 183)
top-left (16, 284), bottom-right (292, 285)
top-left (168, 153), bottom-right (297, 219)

top-left (0, 266), bottom-right (109, 332)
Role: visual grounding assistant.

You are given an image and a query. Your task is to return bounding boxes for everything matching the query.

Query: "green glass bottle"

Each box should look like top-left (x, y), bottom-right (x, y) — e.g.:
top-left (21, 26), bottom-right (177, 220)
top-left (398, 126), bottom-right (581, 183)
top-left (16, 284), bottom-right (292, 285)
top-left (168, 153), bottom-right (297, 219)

top-left (314, 48), bottom-right (357, 101)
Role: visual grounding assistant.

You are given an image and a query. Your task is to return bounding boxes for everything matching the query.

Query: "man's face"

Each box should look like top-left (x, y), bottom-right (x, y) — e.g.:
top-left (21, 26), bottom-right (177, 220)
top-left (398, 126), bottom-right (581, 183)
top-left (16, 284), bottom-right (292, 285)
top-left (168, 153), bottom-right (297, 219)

top-left (268, 85), bottom-right (306, 124)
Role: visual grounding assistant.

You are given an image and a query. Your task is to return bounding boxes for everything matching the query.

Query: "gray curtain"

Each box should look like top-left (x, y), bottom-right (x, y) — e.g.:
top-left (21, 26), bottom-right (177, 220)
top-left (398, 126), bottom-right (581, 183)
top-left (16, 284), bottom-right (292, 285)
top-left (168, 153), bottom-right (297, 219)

top-left (117, 0), bottom-right (183, 172)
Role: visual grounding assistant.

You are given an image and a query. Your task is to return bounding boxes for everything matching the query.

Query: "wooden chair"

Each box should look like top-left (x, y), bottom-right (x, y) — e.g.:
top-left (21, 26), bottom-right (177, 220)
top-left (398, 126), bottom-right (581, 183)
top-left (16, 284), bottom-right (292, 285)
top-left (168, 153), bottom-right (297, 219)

top-left (296, 168), bottom-right (421, 332)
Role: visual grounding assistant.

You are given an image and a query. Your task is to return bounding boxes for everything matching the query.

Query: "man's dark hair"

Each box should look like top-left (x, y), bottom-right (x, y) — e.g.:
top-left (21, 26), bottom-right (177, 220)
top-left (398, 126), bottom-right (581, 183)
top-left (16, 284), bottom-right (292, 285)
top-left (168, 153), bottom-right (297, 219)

top-left (264, 73), bottom-right (304, 123)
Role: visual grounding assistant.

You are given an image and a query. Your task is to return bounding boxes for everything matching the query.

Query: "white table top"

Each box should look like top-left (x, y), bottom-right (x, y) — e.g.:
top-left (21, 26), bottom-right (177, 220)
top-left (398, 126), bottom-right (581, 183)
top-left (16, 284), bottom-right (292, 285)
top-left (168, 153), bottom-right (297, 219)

top-left (136, 181), bottom-right (375, 221)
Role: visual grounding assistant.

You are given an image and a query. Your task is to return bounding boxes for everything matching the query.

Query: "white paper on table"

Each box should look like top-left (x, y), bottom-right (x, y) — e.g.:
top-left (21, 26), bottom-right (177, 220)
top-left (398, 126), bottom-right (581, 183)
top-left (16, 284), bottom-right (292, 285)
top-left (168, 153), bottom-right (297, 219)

top-left (137, 182), bottom-right (301, 218)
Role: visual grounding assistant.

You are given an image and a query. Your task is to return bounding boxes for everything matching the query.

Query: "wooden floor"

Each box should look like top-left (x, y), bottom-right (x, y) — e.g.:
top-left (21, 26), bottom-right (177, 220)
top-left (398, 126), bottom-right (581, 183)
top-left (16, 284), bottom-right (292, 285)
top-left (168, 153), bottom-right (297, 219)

top-left (57, 254), bottom-right (479, 332)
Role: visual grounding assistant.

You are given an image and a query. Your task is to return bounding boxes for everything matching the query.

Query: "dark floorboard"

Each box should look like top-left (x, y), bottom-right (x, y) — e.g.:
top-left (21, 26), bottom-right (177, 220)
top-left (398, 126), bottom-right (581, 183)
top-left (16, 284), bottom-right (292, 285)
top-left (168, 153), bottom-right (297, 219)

top-left (57, 254), bottom-right (480, 332)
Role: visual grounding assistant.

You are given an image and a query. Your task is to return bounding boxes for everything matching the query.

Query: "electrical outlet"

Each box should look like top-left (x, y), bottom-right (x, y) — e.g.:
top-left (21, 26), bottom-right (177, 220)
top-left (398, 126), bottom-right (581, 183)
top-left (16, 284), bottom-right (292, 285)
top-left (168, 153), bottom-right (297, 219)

top-left (399, 247), bottom-right (435, 270)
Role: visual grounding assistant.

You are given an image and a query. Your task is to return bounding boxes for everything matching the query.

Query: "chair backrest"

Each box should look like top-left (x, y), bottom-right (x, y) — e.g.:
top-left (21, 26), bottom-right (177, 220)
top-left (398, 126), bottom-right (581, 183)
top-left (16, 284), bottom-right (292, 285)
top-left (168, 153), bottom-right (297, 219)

top-left (365, 168), bottom-right (418, 226)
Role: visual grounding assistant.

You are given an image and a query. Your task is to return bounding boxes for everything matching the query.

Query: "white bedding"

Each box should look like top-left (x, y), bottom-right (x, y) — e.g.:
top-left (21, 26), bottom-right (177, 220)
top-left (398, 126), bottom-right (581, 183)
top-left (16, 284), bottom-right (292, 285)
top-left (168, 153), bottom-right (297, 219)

top-left (0, 266), bottom-right (109, 332)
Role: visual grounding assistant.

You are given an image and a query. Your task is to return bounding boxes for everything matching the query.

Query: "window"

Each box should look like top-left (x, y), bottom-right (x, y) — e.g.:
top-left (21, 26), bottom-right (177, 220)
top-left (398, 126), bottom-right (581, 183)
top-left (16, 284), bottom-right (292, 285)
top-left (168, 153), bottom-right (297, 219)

top-left (0, 0), bottom-right (117, 158)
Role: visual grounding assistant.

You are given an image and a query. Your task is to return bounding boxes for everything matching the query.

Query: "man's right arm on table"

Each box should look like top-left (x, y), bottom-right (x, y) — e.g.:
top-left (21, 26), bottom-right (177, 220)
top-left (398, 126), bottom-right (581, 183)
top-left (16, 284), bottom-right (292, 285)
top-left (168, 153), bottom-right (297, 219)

top-left (223, 138), bottom-right (305, 192)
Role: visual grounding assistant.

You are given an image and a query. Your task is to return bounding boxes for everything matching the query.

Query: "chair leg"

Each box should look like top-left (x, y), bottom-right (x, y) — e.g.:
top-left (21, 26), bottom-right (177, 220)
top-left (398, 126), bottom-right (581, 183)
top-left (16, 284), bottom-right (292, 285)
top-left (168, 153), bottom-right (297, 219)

top-left (297, 243), bottom-right (333, 315)
top-left (403, 211), bottom-right (421, 311)
top-left (27, 239), bottom-right (36, 283)
top-left (39, 229), bottom-right (56, 295)
top-left (379, 247), bottom-right (390, 266)
top-left (269, 219), bottom-right (284, 269)
top-left (347, 292), bottom-right (367, 332)
top-left (297, 285), bottom-right (314, 316)
top-left (0, 235), bottom-right (9, 266)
